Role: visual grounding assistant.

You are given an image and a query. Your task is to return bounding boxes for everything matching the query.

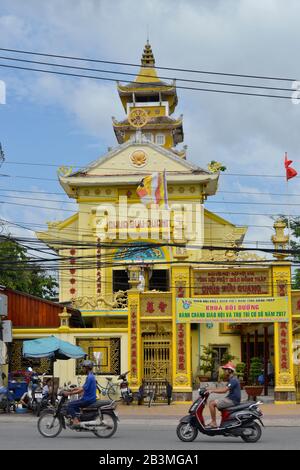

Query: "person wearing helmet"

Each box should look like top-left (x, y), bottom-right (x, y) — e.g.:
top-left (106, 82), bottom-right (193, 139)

top-left (206, 362), bottom-right (241, 428)
top-left (64, 360), bottom-right (97, 426)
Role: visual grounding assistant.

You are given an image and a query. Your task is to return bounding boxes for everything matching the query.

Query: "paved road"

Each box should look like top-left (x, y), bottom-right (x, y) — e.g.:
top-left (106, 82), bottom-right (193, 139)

top-left (0, 420), bottom-right (299, 450)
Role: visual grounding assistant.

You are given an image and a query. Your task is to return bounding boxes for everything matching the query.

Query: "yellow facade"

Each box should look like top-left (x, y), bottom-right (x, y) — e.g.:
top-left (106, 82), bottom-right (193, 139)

top-left (22, 42), bottom-right (296, 402)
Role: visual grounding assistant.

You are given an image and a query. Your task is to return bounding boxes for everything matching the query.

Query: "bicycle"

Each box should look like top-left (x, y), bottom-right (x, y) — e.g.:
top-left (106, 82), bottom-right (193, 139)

top-left (96, 378), bottom-right (120, 401)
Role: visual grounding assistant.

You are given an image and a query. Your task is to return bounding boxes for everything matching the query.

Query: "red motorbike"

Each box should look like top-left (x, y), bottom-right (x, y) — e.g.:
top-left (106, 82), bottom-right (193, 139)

top-left (177, 387), bottom-right (264, 443)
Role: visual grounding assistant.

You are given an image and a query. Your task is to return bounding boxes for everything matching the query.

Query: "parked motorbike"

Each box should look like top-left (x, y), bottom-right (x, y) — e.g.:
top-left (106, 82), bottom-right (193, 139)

top-left (37, 388), bottom-right (118, 438)
top-left (177, 387), bottom-right (264, 443)
top-left (118, 371), bottom-right (133, 405)
top-left (0, 373), bottom-right (16, 413)
top-left (27, 371), bottom-right (46, 416)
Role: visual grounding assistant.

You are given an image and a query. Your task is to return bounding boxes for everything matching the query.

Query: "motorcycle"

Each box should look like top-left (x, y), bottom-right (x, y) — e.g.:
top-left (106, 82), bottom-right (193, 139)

top-left (27, 370), bottom-right (46, 416)
top-left (0, 373), bottom-right (16, 413)
top-left (37, 388), bottom-right (119, 439)
top-left (177, 387), bottom-right (264, 443)
top-left (118, 371), bottom-right (133, 405)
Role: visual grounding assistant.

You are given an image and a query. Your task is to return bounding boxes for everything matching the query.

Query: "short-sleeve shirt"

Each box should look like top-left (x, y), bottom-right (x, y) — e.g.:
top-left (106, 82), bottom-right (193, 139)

top-left (226, 376), bottom-right (241, 405)
top-left (82, 372), bottom-right (96, 401)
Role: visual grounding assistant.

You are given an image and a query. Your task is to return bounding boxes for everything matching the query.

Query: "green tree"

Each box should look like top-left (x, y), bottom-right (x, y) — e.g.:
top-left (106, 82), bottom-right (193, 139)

top-left (0, 238), bottom-right (58, 300)
top-left (282, 217), bottom-right (300, 288)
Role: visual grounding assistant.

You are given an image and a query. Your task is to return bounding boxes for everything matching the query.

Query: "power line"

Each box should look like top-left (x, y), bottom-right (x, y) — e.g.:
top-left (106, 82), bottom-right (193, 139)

top-left (0, 54), bottom-right (296, 93)
top-left (0, 217), bottom-right (275, 236)
top-left (0, 170), bottom-right (297, 181)
top-left (0, 197), bottom-right (296, 218)
top-left (1, 185), bottom-right (300, 199)
top-left (0, 46), bottom-right (296, 83)
top-left (0, 62), bottom-right (297, 101)
top-left (1, 191), bottom-right (300, 208)
top-left (0, 233), bottom-right (298, 257)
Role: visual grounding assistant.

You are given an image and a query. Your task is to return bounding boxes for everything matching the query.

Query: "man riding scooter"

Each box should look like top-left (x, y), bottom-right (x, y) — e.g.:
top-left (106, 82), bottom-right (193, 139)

top-left (63, 360), bottom-right (96, 426)
top-left (206, 362), bottom-right (241, 428)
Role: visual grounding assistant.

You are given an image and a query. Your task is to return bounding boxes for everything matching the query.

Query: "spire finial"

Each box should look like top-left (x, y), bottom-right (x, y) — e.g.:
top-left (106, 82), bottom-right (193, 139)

top-left (141, 40), bottom-right (155, 67)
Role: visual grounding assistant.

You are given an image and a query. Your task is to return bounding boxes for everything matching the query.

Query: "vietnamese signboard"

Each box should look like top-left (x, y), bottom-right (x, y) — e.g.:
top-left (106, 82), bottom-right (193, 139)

top-left (193, 269), bottom-right (270, 296)
top-left (176, 297), bottom-right (289, 323)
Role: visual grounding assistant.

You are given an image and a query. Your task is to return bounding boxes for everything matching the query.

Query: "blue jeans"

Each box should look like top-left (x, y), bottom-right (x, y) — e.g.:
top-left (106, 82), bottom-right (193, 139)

top-left (67, 398), bottom-right (95, 418)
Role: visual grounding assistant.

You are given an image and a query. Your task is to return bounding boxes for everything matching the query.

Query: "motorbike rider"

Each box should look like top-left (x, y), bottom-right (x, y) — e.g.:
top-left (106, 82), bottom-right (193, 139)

top-left (206, 362), bottom-right (241, 428)
top-left (63, 360), bottom-right (96, 426)
top-left (42, 378), bottom-right (52, 398)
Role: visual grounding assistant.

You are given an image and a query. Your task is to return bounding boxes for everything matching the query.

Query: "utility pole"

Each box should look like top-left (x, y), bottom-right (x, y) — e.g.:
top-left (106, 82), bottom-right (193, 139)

top-left (0, 288), bottom-right (8, 385)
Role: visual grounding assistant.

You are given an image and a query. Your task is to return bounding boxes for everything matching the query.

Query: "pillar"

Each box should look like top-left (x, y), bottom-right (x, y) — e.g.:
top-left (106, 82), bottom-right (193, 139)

top-left (264, 326), bottom-right (269, 396)
top-left (272, 264), bottom-right (296, 404)
top-left (246, 333), bottom-right (251, 383)
top-left (127, 289), bottom-right (141, 392)
top-left (172, 265), bottom-right (192, 401)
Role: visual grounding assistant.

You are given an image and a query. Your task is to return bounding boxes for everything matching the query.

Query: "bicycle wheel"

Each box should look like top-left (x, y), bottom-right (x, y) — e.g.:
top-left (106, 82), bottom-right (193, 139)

top-left (107, 383), bottom-right (120, 401)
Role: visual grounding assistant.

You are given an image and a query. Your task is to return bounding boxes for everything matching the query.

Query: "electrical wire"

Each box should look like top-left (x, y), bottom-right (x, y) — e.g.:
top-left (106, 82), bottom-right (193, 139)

top-left (0, 46), bottom-right (296, 83)
top-left (1, 185), bottom-right (300, 199)
top-left (0, 62), bottom-right (297, 101)
top-left (0, 54), bottom-right (297, 93)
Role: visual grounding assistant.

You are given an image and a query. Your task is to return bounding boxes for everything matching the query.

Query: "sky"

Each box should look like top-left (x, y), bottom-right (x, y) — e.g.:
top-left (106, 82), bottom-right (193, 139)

top-left (0, 0), bottom-right (299, 251)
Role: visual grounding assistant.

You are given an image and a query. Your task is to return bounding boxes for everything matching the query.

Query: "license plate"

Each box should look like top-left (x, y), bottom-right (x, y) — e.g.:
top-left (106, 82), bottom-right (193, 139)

top-left (35, 393), bottom-right (42, 399)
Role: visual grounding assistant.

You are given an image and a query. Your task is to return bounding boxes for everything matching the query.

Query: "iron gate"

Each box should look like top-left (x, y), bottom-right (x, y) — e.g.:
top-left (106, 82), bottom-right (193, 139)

top-left (142, 333), bottom-right (171, 380)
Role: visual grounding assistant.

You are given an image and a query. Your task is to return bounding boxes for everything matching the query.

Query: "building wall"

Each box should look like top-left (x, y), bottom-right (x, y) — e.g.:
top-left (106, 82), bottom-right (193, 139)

top-left (12, 330), bottom-right (128, 388)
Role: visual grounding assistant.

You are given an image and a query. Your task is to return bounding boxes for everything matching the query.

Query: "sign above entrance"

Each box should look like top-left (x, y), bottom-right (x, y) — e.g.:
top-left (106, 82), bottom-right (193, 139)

top-left (176, 297), bottom-right (289, 323)
top-left (193, 269), bottom-right (270, 296)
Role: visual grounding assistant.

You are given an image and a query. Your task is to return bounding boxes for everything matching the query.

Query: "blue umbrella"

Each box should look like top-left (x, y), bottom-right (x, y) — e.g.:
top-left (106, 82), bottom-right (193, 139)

top-left (23, 335), bottom-right (86, 360)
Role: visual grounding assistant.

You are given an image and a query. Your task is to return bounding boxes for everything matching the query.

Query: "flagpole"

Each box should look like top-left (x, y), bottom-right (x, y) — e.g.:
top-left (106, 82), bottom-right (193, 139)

top-left (286, 178), bottom-right (291, 250)
top-left (284, 151), bottom-right (298, 252)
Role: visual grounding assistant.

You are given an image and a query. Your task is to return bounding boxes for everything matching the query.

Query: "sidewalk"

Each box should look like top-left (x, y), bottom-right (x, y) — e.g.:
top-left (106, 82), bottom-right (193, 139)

top-left (1, 403), bottom-right (300, 426)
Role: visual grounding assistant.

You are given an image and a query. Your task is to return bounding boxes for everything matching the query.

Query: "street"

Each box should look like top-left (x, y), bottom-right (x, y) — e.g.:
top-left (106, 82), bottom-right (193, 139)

top-left (0, 418), bottom-right (299, 450)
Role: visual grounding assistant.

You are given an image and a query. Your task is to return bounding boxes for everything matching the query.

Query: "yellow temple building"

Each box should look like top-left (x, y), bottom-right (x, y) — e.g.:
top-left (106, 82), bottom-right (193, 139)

top-left (14, 41), bottom-right (300, 403)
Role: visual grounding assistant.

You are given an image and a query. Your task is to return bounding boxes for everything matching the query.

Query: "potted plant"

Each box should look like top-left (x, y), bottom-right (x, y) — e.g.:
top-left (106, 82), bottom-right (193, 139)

top-left (221, 352), bottom-right (236, 366)
top-left (235, 362), bottom-right (246, 389)
top-left (197, 346), bottom-right (217, 382)
top-left (244, 357), bottom-right (264, 400)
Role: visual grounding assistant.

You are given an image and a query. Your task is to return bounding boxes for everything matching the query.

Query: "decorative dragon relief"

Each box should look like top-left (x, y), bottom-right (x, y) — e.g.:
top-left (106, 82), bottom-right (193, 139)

top-left (277, 372), bottom-right (295, 387)
top-left (57, 166), bottom-right (74, 177)
top-left (72, 290), bottom-right (128, 310)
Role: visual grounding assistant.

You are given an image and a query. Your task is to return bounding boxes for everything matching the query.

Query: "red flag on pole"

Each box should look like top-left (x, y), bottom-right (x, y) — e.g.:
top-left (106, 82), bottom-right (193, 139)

top-left (284, 152), bottom-right (297, 180)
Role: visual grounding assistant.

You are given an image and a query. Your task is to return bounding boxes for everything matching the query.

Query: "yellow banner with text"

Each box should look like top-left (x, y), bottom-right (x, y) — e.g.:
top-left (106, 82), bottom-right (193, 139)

top-left (176, 297), bottom-right (289, 323)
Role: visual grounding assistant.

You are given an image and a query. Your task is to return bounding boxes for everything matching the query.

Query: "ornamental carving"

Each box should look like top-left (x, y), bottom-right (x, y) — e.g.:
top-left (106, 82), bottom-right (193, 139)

top-left (275, 272), bottom-right (289, 281)
top-left (128, 108), bottom-right (149, 128)
top-left (277, 373), bottom-right (294, 387)
top-left (175, 375), bottom-right (189, 385)
top-left (72, 290), bottom-right (128, 310)
top-left (237, 252), bottom-right (266, 262)
top-left (130, 150), bottom-right (147, 167)
top-left (57, 166), bottom-right (73, 177)
top-left (207, 161), bottom-right (226, 173)
top-left (141, 322), bottom-right (172, 334)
